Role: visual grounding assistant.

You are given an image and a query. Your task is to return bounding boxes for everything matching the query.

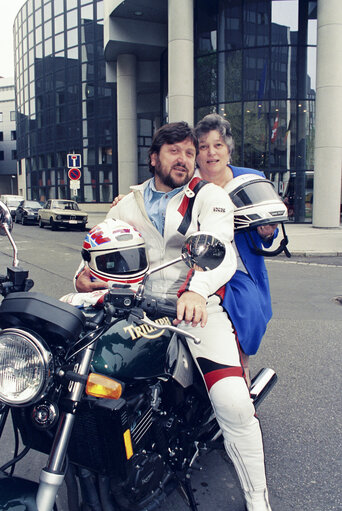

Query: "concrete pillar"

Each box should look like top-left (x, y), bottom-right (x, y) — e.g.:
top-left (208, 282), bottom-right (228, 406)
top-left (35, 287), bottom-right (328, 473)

top-left (313, 0), bottom-right (342, 227)
top-left (116, 54), bottom-right (138, 193)
top-left (168, 0), bottom-right (194, 124)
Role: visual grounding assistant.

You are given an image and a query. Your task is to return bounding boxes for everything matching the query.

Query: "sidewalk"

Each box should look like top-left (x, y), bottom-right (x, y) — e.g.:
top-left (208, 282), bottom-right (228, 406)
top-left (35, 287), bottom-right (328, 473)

top-left (85, 210), bottom-right (342, 257)
top-left (284, 223), bottom-right (342, 256)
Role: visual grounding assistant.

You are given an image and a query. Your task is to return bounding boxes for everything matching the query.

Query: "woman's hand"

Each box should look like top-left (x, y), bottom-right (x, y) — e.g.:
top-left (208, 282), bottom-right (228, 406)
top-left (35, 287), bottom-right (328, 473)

top-left (257, 223), bottom-right (278, 240)
top-left (111, 194), bottom-right (125, 208)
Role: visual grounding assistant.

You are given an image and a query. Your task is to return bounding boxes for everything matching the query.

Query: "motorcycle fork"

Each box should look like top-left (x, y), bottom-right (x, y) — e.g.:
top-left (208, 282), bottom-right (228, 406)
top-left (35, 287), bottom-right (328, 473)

top-left (36, 344), bottom-right (96, 511)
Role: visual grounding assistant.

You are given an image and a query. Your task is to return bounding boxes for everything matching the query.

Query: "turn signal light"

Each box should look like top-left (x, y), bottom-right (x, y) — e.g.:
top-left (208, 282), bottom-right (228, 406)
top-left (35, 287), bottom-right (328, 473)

top-left (86, 373), bottom-right (122, 399)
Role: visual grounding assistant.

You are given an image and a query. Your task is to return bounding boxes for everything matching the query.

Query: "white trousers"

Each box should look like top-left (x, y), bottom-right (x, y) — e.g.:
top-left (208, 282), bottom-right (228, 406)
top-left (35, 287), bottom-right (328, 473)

top-left (181, 300), bottom-right (272, 511)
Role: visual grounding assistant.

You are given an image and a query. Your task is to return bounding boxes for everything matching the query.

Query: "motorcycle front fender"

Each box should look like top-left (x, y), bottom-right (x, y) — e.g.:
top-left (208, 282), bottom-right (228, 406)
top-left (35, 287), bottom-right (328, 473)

top-left (0, 473), bottom-right (39, 510)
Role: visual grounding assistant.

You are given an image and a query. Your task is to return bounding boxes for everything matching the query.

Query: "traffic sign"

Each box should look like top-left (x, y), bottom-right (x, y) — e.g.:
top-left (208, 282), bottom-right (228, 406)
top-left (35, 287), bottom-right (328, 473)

top-left (68, 168), bottom-right (81, 180)
top-left (67, 154), bottom-right (81, 168)
top-left (70, 180), bottom-right (80, 189)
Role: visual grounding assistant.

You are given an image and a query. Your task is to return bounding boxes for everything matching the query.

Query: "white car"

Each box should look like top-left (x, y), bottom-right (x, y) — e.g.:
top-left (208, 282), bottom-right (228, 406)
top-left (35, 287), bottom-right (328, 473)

top-left (0, 195), bottom-right (25, 219)
top-left (38, 199), bottom-right (88, 230)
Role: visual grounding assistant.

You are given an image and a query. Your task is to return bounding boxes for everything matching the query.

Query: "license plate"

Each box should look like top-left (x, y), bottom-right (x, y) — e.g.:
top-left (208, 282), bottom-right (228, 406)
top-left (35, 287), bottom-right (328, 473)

top-left (69, 220), bottom-right (77, 224)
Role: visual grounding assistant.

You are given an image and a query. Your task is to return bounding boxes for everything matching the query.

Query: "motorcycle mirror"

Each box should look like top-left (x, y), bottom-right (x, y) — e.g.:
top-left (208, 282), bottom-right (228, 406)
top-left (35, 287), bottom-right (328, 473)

top-left (181, 232), bottom-right (226, 271)
top-left (0, 201), bottom-right (13, 236)
top-left (0, 200), bottom-right (19, 267)
top-left (134, 232), bottom-right (226, 303)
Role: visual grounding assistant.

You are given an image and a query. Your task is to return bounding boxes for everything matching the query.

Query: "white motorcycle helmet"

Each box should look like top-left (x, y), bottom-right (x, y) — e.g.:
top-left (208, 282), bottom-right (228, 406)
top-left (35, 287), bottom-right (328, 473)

top-left (225, 174), bottom-right (288, 231)
top-left (225, 174), bottom-right (291, 257)
top-left (82, 218), bottom-right (149, 287)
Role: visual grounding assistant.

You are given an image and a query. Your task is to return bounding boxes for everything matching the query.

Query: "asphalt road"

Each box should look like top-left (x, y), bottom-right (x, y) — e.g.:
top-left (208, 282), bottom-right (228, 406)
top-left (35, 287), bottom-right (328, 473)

top-left (0, 223), bottom-right (341, 511)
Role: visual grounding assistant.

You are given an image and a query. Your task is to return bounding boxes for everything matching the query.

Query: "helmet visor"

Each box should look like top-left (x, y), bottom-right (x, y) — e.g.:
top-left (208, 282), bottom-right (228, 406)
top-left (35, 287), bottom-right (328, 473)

top-left (229, 179), bottom-right (280, 209)
top-left (94, 247), bottom-right (148, 276)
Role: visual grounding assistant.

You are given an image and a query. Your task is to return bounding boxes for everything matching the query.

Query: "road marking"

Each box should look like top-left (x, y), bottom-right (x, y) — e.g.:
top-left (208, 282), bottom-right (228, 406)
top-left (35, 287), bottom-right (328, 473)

top-left (267, 259), bottom-right (341, 268)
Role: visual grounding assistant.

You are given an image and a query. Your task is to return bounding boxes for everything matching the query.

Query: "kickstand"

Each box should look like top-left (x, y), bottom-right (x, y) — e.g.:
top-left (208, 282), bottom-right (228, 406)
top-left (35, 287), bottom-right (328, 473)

top-left (178, 474), bottom-right (198, 511)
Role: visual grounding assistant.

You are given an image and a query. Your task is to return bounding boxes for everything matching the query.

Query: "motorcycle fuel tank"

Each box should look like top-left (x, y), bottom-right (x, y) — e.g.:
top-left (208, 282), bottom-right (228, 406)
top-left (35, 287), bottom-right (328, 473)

top-left (92, 315), bottom-right (175, 381)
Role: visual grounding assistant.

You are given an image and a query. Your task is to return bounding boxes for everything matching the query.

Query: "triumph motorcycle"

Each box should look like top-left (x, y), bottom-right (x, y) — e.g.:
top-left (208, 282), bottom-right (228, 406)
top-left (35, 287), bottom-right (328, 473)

top-left (0, 201), bottom-right (277, 511)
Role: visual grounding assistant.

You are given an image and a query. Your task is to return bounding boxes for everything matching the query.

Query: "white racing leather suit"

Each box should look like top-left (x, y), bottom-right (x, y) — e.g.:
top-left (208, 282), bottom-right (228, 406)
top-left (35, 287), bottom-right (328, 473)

top-left (104, 177), bottom-right (271, 511)
top-left (71, 176), bottom-right (271, 510)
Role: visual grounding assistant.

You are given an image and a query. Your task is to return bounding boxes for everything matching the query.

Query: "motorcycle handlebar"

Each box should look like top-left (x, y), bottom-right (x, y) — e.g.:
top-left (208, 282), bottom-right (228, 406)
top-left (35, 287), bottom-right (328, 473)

top-left (105, 289), bottom-right (177, 319)
top-left (105, 293), bottom-right (201, 344)
top-left (140, 296), bottom-right (177, 319)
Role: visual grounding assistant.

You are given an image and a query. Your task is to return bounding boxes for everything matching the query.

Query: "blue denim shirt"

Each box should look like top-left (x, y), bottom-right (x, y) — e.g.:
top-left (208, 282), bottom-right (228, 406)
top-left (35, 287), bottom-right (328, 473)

top-left (144, 178), bottom-right (183, 235)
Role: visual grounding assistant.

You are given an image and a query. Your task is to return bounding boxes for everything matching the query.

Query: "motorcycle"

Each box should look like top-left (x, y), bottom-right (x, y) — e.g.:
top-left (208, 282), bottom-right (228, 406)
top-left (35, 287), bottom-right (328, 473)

top-left (0, 201), bottom-right (277, 511)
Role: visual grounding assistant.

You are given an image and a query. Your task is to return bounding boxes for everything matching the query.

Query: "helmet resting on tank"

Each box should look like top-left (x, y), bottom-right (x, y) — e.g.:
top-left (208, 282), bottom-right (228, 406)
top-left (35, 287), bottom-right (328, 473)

top-left (224, 174), bottom-right (288, 231)
top-left (82, 218), bottom-right (149, 287)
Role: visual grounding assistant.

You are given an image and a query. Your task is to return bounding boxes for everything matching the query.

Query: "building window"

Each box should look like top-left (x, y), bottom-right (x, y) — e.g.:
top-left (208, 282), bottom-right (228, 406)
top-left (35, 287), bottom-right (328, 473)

top-left (11, 131), bottom-right (17, 141)
top-left (0, 151), bottom-right (4, 160)
top-left (12, 150), bottom-right (17, 160)
top-left (0, 132), bottom-right (3, 141)
top-left (10, 111), bottom-right (16, 121)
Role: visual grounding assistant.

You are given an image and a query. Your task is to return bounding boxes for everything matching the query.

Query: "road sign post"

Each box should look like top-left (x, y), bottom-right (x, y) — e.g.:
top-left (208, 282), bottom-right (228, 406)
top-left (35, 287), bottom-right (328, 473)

top-left (70, 179), bottom-right (80, 197)
top-left (68, 165), bottom-right (81, 198)
top-left (68, 168), bottom-right (82, 181)
top-left (67, 154), bottom-right (82, 168)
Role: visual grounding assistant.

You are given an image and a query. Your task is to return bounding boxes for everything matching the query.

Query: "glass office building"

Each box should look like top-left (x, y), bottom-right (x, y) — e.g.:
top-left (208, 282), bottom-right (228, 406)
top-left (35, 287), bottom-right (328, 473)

top-left (14, 0), bottom-right (323, 222)
top-left (14, 0), bottom-right (116, 204)
top-left (104, 0), bottom-right (320, 222)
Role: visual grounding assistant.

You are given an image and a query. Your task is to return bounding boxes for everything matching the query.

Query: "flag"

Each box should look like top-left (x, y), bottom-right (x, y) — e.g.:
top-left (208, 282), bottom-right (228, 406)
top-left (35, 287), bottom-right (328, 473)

top-left (284, 119), bottom-right (292, 143)
top-left (271, 113), bottom-right (279, 143)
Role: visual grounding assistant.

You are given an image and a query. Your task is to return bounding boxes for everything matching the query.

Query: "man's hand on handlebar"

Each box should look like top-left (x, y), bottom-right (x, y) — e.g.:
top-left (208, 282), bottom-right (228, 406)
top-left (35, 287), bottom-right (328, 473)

top-left (174, 291), bottom-right (208, 328)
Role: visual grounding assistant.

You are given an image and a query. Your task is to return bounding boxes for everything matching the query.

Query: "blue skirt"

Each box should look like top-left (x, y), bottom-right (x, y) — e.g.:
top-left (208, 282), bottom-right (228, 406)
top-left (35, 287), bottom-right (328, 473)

top-left (223, 270), bottom-right (272, 355)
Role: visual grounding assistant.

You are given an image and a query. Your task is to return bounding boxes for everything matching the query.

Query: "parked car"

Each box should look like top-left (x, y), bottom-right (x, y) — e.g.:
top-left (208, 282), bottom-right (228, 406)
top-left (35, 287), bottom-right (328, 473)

top-left (0, 195), bottom-right (24, 219)
top-left (38, 199), bottom-right (88, 230)
top-left (15, 200), bottom-right (43, 225)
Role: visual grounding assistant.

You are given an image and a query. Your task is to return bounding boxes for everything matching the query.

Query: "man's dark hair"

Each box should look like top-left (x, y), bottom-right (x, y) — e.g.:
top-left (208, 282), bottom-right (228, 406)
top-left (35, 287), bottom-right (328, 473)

top-left (195, 113), bottom-right (235, 156)
top-left (148, 121), bottom-right (198, 174)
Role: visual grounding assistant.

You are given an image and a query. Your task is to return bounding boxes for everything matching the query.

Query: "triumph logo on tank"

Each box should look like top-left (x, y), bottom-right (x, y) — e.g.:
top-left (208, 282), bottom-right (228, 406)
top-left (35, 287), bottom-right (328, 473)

top-left (123, 316), bottom-right (172, 340)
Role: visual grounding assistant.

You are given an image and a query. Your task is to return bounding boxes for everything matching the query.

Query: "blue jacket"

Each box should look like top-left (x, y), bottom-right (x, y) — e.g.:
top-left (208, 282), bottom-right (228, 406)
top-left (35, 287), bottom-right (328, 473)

top-left (222, 166), bottom-right (274, 355)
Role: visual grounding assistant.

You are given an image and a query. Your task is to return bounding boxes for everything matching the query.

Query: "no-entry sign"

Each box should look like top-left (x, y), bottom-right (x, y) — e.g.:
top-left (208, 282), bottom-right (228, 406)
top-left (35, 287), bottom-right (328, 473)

top-left (68, 168), bottom-right (81, 180)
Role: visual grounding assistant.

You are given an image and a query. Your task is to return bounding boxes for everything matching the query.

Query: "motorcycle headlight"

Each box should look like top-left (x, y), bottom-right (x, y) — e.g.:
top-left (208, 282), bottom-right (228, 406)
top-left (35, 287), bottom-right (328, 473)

top-left (0, 328), bottom-right (54, 406)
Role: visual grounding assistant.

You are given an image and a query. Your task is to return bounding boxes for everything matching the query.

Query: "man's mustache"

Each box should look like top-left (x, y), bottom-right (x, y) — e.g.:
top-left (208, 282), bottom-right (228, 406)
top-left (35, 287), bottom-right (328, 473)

top-left (171, 163), bottom-right (188, 171)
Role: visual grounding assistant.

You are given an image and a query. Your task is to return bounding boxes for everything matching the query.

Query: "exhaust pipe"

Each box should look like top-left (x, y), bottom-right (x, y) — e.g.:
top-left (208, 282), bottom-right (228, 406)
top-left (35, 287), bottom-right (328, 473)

top-left (250, 368), bottom-right (277, 408)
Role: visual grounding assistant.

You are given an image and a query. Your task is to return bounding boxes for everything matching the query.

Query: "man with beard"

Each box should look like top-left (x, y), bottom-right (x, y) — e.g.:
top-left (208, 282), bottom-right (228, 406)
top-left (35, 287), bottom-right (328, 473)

top-left (75, 121), bottom-right (272, 511)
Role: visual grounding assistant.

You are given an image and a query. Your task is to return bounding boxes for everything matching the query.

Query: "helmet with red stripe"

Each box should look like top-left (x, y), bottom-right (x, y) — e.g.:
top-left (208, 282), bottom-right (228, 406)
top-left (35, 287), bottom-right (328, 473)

top-left (82, 218), bottom-right (149, 288)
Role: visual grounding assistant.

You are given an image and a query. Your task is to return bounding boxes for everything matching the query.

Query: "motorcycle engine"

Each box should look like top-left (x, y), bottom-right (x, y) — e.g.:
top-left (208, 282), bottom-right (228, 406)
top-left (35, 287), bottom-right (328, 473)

top-left (110, 383), bottom-right (175, 509)
top-left (116, 451), bottom-right (167, 505)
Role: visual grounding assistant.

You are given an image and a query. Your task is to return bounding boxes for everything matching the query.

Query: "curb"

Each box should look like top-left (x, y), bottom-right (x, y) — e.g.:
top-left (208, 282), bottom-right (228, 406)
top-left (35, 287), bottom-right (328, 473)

top-left (290, 252), bottom-right (342, 257)
top-left (273, 251), bottom-right (342, 258)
